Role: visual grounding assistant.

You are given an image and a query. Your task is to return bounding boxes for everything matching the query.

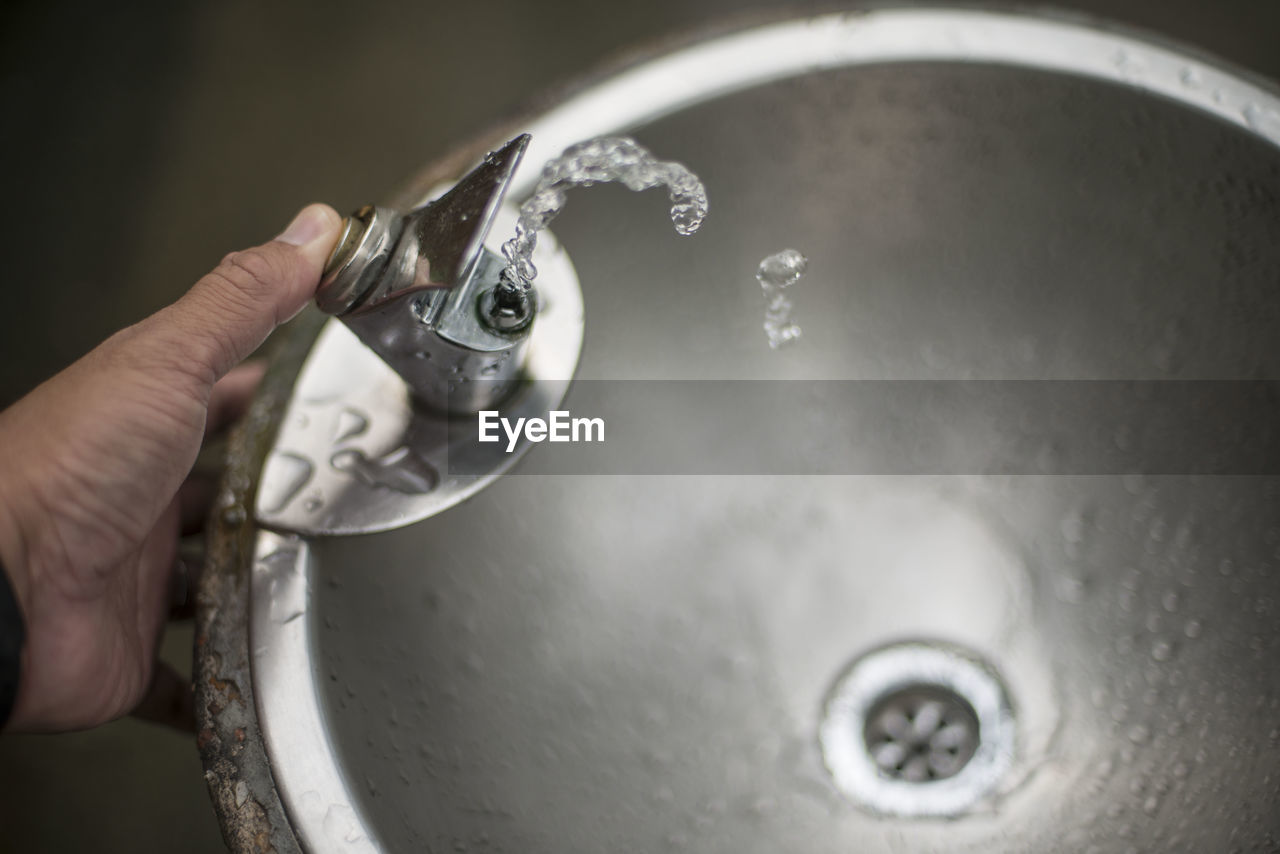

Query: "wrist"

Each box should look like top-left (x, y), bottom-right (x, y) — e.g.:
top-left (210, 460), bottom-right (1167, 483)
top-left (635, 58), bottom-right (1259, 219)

top-left (0, 515), bottom-right (29, 618)
top-left (0, 456), bottom-right (32, 615)
top-left (0, 426), bottom-right (33, 731)
top-left (0, 503), bottom-right (27, 732)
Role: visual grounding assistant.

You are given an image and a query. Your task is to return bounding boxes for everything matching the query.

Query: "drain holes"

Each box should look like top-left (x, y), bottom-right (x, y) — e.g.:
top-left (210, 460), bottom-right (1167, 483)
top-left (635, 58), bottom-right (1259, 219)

top-left (819, 642), bottom-right (1015, 817)
top-left (864, 685), bottom-right (980, 782)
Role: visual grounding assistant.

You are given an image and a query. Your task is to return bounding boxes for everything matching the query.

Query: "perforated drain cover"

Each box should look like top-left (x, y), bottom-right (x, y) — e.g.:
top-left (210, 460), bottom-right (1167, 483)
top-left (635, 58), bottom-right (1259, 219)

top-left (820, 642), bottom-right (1016, 817)
top-left (864, 684), bottom-right (981, 782)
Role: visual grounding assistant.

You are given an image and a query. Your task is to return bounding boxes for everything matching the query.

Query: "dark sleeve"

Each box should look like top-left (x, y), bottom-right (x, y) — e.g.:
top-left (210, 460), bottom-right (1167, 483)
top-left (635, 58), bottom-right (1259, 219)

top-left (0, 558), bottom-right (24, 729)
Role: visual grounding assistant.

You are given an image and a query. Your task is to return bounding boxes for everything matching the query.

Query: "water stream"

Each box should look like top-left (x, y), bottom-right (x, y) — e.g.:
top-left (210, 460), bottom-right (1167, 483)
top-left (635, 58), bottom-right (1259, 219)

top-left (498, 136), bottom-right (709, 294)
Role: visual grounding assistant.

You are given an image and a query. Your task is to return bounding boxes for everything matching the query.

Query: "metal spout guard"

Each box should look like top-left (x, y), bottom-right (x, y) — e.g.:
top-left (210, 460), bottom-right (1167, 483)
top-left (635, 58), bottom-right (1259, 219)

top-left (315, 134), bottom-right (534, 413)
top-left (258, 135), bottom-right (583, 537)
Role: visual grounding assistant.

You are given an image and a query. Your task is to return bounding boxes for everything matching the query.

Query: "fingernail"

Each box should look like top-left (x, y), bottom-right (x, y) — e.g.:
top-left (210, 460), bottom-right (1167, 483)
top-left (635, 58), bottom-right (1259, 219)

top-left (277, 204), bottom-right (331, 247)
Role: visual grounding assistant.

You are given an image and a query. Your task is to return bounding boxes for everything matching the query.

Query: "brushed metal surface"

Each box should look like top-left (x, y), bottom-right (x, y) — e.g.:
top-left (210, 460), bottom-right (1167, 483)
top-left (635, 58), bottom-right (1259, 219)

top-left (249, 10), bottom-right (1280, 852)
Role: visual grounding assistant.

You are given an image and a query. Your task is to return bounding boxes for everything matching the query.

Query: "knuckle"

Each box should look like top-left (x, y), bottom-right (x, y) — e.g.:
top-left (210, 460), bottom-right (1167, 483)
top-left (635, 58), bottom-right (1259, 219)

top-left (187, 292), bottom-right (249, 377)
top-left (214, 247), bottom-right (284, 302)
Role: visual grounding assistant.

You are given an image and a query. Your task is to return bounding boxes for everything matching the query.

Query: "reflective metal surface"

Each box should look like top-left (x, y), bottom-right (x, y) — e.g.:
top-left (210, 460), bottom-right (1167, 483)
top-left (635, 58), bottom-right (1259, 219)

top-left (255, 197), bottom-right (583, 535)
top-left (316, 136), bottom-right (537, 416)
top-left (237, 9), bottom-right (1280, 852)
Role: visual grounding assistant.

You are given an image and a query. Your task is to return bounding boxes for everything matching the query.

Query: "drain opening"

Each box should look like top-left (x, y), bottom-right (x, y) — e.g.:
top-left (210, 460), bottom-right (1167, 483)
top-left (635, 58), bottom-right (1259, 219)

top-left (819, 641), bottom-right (1015, 817)
top-left (863, 684), bottom-right (980, 783)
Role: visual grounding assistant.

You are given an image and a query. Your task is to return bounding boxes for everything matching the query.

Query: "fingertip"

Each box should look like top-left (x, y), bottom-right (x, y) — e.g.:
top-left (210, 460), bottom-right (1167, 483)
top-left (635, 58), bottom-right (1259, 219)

top-left (261, 203), bottom-right (345, 324)
top-left (277, 203), bottom-right (343, 251)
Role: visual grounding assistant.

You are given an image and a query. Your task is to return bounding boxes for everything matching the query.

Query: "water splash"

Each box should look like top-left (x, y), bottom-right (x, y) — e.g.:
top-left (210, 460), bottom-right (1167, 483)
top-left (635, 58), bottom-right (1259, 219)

top-left (757, 249), bottom-right (807, 348)
top-left (498, 136), bottom-right (708, 293)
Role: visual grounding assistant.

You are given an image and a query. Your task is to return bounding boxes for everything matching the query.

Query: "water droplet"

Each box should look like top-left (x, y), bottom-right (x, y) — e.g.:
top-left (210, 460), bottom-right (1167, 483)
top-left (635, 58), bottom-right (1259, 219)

top-left (331, 446), bottom-right (438, 494)
top-left (1152, 639), bottom-right (1173, 662)
top-left (757, 249), bottom-right (807, 349)
top-left (1243, 103), bottom-right (1280, 137)
top-left (1114, 49), bottom-right (1147, 82)
top-left (1179, 67), bottom-right (1202, 88)
top-left (258, 451), bottom-right (315, 513)
top-left (1184, 619), bottom-right (1203, 639)
top-left (757, 249), bottom-right (807, 289)
top-left (334, 407), bottom-right (369, 442)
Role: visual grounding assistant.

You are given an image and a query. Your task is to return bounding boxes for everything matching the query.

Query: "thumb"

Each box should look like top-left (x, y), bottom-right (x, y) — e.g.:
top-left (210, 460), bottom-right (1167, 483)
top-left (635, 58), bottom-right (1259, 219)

top-left (156, 203), bottom-right (343, 384)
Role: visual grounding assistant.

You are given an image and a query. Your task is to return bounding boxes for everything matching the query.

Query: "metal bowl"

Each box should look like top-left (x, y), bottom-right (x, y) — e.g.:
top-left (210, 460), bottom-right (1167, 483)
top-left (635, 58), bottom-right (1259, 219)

top-left (197, 8), bottom-right (1280, 852)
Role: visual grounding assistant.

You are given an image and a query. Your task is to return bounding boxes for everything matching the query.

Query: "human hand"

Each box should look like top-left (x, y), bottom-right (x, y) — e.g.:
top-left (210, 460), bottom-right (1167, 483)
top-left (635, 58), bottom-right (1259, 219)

top-left (0, 204), bottom-right (342, 732)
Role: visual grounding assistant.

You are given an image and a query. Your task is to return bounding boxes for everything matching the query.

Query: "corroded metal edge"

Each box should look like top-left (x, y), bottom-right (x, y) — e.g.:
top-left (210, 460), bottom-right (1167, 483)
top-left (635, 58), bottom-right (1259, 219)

top-left (195, 308), bottom-right (327, 854)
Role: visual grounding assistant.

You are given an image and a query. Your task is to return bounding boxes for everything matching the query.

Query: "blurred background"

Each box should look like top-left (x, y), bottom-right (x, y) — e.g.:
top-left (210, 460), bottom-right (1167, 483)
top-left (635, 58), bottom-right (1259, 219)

top-left (0, 0), bottom-right (1277, 850)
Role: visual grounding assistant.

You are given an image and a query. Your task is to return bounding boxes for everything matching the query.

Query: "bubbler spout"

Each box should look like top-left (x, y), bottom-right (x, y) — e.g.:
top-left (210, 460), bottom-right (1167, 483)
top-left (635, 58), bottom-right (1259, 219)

top-left (314, 134), bottom-right (534, 414)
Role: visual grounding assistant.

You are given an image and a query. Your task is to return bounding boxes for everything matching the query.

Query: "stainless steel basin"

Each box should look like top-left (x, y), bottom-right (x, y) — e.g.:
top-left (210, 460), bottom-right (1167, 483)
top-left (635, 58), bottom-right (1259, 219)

top-left (196, 9), bottom-right (1280, 852)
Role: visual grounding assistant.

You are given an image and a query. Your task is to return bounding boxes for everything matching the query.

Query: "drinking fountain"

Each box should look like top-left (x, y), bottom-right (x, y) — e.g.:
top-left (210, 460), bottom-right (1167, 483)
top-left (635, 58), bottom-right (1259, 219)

top-left (196, 9), bottom-right (1280, 852)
